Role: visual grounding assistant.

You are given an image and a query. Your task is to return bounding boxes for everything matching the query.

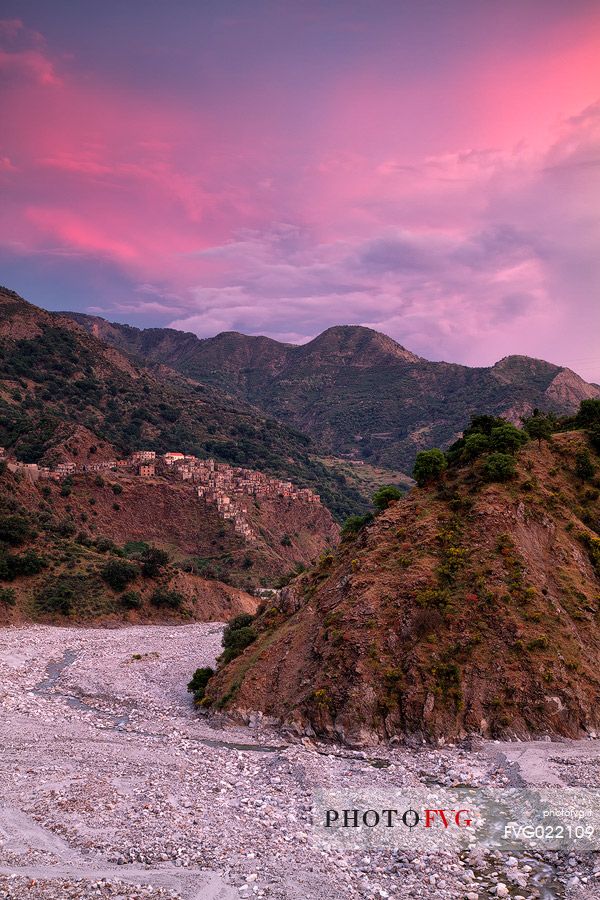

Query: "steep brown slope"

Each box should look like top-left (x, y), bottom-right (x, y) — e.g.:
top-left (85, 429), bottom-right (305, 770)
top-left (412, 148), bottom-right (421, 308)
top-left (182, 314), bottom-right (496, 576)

top-left (0, 463), bottom-right (258, 626)
top-left (0, 455), bottom-right (338, 617)
top-left (67, 312), bottom-right (600, 472)
top-left (206, 432), bottom-right (600, 745)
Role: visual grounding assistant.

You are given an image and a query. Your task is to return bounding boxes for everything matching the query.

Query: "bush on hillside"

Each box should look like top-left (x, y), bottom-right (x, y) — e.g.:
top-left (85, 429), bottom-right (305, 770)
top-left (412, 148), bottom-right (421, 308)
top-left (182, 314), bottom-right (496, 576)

top-left (482, 452), bottom-right (516, 482)
top-left (187, 666), bottom-right (215, 703)
top-left (575, 450), bottom-right (595, 482)
top-left (0, 549), bottom-right (47, 581)
top-left (120, 590), bottom-right (142, 610)
top-left (0, 514), bottom-right (32, 546)
top-left (149, 588), bottom-right (184, 609)
top-left (101, 558), bottom-right (138, 591)
top-left (220, 613), bottom-right (256, 664)
top-left (36, 576), bottom-right (76, 616)
top-left (141, 547), bottom-right (170, 577)
top-left (413, 449), bottom-right (447, 487)
top-left (0, 587), bottom-right (16, 606)
top-left (372, 485), bottom-right (403, 511)
top-left (341, 513), bottom-right (373, 539)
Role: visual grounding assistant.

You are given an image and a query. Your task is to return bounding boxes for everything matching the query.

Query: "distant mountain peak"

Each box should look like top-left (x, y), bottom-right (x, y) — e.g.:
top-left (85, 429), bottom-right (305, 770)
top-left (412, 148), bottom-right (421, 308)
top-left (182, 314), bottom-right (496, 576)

top-left (302, 324), bottom-right (421, 363)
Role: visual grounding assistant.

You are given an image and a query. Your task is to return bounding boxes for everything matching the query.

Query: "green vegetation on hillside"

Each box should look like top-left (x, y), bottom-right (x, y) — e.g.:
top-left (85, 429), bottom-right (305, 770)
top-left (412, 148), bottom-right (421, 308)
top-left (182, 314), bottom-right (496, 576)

top-left (67, 311), bottom-right (599, 472)
top-left (0, 288), bottom-right (365, 520)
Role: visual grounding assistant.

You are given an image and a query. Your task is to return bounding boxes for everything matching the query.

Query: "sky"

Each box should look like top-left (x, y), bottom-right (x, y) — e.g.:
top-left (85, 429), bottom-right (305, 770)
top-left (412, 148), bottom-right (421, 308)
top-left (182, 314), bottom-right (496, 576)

top-left (1, 0), bottom-right (599, 380)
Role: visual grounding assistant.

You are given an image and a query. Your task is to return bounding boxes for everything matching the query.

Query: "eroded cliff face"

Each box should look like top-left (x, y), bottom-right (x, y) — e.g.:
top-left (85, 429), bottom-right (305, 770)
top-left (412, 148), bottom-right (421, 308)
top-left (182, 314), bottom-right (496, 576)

top-left (545, 368), bottom-right (600, 408)
top-left (206, 432), bottom-right (600, 746)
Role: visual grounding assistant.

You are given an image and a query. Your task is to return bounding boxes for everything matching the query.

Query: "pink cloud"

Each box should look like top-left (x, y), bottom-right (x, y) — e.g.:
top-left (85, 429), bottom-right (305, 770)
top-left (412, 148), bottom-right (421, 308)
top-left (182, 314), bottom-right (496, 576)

top-left (0, 47), bottom-right (60, 85)
top-left (0, 9), bottom-right (599, 380)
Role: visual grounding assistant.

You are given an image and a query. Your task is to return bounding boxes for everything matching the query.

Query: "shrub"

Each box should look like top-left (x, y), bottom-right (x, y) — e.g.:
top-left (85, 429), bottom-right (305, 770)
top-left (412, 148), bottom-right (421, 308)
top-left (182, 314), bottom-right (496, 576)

top-left (526, 637), bottom-right (549, 651)
top-left (482, 452), bottom-right (516, 482)
top-left (280, 533), bottom-right (292, 547)
top-left (119, 590), bottom-right (141, 610)
top-left (94, 475), bottom-right (105, 487)
top-left (575, 450), bottom-right (595, 482)
top-left (413, 449), bottom-right (447, 487)
top-left (36, 576), bottom-right (76, 616)
top-left (0, 514), bottom-right (32, 546)
top-left (341, 513), bottom-right (373, 538)
top-left (141, 547), bottom-right (170, 577)
top-left (111, 483), bottom-right (123, 495)
top-left (220, 613), bottom-right (256, 663)
top-left (372, 485), bottom-right (403, 511)
top-left (101, 558), bottom-right (138, 591)
top-left (150, 588), bottom-right (184, 609)
top-left (0, 549), bottom-right (46, 581)
top-left (95, 537), bottom-right (117, 553)
top-left (0, 587), bottom-right (16, 606)
top-left (187, 666), bottom-right (215, 702)
top-left (220, 627), bottom-right (256, 663)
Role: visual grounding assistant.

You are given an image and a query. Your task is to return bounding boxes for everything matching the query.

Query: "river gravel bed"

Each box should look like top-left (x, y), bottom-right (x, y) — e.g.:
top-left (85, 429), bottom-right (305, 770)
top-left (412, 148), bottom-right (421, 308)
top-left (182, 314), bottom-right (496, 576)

top-left (1, 624), bottom-right (600, 899)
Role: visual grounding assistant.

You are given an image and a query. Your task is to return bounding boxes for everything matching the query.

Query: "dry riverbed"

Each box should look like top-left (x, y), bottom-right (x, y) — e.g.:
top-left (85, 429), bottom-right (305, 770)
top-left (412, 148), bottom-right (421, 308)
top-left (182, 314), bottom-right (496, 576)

top-left (1, 625), bottom-right (600, 899)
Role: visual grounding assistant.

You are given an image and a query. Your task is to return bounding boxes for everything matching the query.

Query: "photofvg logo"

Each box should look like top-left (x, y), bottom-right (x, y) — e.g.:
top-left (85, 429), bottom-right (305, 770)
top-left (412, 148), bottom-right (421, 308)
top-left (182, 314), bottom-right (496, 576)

top-left (313, 787), bottom-right (600, 852)
top-left (325, 807), bottom-right (472, 830)
top-left (314, 789), bottom-right (478, 851)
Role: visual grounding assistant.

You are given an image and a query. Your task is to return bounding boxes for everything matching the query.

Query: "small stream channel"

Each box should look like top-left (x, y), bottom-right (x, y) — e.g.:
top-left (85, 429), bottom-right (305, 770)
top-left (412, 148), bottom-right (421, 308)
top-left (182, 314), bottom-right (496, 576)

top-left (32, 648), bottom-right (283, 753)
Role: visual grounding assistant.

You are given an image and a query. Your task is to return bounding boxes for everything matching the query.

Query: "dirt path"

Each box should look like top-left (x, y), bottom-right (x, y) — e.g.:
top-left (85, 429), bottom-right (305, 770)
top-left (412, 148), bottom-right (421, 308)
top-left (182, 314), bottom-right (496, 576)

top-left (1, 624), bottom-right (600, 899)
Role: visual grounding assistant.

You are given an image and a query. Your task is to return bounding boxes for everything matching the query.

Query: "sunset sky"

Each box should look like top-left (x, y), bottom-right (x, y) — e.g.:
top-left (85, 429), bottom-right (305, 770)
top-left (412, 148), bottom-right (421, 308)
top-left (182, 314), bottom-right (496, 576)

top-left (1, 0), bottom-right (599, 379)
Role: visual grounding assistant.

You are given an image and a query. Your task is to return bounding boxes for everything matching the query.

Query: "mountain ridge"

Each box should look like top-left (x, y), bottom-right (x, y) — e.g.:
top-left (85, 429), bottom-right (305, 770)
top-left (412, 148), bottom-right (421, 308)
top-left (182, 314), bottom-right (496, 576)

top-left (0, 287), bottom-right (367, 520)
top-left (64, 310), bottom-right (600, 472)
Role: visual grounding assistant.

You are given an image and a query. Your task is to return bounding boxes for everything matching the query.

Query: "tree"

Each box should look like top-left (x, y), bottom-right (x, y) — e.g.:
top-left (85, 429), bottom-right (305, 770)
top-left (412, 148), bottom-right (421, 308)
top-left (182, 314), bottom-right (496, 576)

top-left (461, 433), bottom-right (490, 460)
top-left (372, 485), bottom-right (403, 511)
top-left (482, 452), bottom-right (516, 482)
top-left (575, 399), bottom-right (600, 428)
top-left (522, 412), bottom-right (553, 447)
top-left (489, 424), bottom-right (528, 454)
top-left (413, 449), bottom-right (447, 487)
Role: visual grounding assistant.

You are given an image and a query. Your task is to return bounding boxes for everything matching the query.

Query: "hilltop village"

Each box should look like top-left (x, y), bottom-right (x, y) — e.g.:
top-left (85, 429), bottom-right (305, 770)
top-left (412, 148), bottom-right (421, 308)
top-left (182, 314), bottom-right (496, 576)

top-left (0, 447), bottom-right (320, 542)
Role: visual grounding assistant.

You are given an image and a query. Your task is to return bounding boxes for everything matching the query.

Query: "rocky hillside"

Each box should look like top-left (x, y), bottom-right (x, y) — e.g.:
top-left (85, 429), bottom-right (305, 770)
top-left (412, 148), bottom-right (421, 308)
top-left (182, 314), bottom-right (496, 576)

top-left (0, 461), bottom-right (259, 626)
top-left (204, 425), bottom-right (600, 745)
top-left (0, 287), bottom-right (365, 520)
top-left (67, 313), bottom-right (600, 472)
